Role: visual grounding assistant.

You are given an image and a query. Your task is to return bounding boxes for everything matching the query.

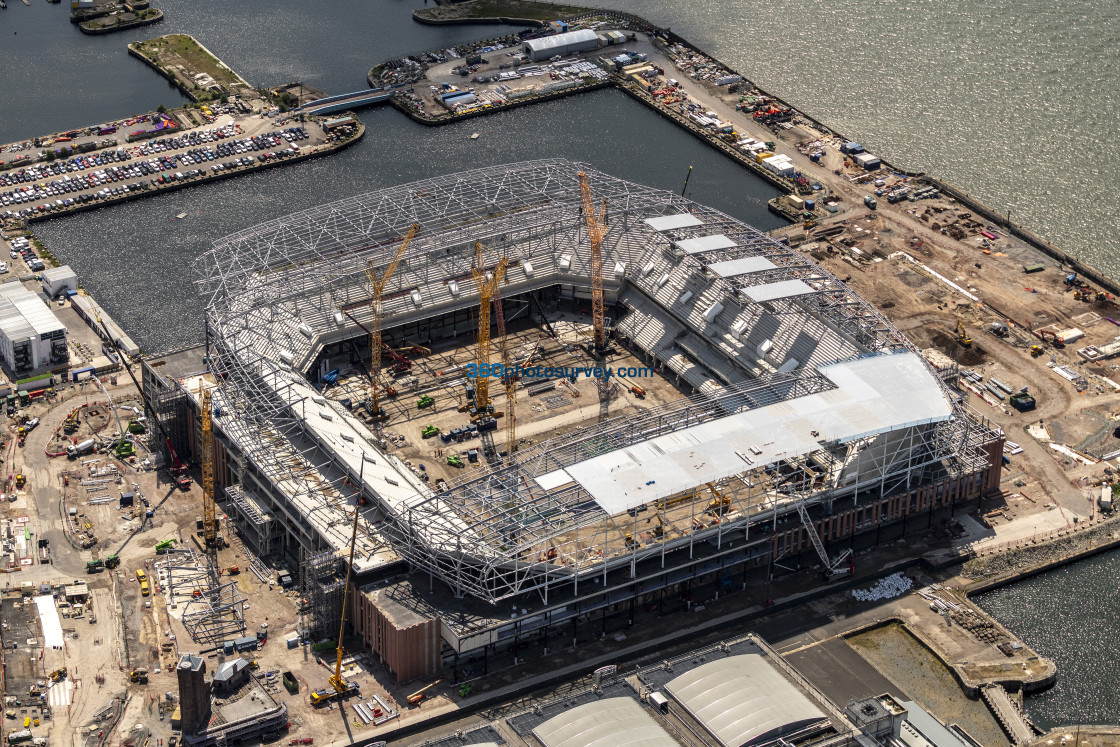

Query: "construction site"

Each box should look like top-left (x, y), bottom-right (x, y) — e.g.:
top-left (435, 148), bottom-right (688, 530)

top-left (147, 158), bottom-right (1000, 709)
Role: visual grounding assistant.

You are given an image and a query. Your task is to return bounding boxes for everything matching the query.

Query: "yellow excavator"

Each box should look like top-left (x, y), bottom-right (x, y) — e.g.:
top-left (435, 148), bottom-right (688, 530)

top-left (956, 320), bottom-right (972, 347)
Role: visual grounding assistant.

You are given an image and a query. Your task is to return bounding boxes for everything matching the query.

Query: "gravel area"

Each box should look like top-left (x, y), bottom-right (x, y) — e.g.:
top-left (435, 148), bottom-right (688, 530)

top-left (963, 518), bottom-right (1120, 582)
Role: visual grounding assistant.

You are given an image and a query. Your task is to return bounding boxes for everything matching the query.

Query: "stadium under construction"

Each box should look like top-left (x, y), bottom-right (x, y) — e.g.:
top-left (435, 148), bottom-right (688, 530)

top-left (160, 159), bottom-right (1003, 678)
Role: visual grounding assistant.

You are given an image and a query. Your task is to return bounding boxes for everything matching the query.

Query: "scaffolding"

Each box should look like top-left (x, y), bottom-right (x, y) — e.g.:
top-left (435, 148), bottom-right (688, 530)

top-left (303, 550), bottom-right (344, 641)
top-left (192, 160), bottom-right (1004, 607)
top-left (156, 548), bottom-right (247, 645)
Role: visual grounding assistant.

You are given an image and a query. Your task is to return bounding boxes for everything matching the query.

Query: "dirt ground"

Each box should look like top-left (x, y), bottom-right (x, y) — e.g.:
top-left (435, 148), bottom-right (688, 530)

top-left (323, 313), bottom-right (672, 487)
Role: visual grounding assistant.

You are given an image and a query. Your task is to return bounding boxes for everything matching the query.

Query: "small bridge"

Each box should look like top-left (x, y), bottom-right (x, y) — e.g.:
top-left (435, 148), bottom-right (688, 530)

top-left (296, 88), bottom-right (396, 116)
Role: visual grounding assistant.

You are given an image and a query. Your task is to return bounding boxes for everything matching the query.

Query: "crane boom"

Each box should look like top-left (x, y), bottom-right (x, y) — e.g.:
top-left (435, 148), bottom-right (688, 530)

top-left (493, 274), bottom-right (516, 458)
top-left (578, 171), bottom-right (608, 350)
top-left (201, 388), bottom-right (216, 548)
top-left (93, 314), bottom-right (190, 485)
top-left (329, 468), bottom-right (363, 697)
top-left (365, 223), bottom-right (419, 417)
top-left (470, 242), bottom-right (508, 410)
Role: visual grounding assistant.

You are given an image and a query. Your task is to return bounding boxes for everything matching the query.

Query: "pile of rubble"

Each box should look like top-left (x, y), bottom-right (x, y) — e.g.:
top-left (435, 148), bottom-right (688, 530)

top-left (852, 572), bottom-right (913, 602)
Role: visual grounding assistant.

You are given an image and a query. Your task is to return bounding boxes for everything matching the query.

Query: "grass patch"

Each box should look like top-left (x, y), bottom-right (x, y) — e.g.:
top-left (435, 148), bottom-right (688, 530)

top-left (131, 34), bottom-right (242, 88)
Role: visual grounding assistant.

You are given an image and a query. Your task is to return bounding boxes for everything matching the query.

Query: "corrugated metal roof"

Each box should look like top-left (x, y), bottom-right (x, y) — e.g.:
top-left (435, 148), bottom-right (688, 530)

top-left (213, 657), bottom-right (249, 682)
top-left (41, 265), bottom-right (77, 283)
top-left (543, 352), bottom-right (952, 514)
top-left (523, 29), bottom-right (599, 54)
top-left (674, 234), bottom-right (736, 255)
top-left (532, 697), bottom-right (677, 747)
top-left (644, 213), bottom-right (702, 231)
top-left (707, 257), bottom-right (777, 278)
top-left (0, 284), bottom-right (64, 340)
top-left (665, 653), bottom-right (826, 747)
top-left (742, 279), bottom-right (816, 303)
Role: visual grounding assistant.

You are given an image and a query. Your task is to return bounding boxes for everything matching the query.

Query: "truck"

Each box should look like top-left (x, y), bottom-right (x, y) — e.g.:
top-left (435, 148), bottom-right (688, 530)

top-left (7, 730), bottom-right (32, 745)
top-left (864, 195), bottom-right (877, 210)
top-left (67, 438), bottom-right (96, 459)
top-left (309, 684), bottom-right (357, 706)
top-left (1009, 391), bottom-right (1036, 412)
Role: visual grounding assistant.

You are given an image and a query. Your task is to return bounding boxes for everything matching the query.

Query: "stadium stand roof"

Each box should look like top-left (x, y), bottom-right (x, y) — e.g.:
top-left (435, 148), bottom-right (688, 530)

top-left (532, 697), bottom-right (678, 747)
top-left (664, 653), bottom-right (827, 746)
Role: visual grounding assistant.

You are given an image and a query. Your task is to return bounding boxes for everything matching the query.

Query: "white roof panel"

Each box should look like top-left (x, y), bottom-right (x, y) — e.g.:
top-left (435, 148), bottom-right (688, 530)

top-left (533, 697), bottom-right (678, 747)
top-left (665, 653), bottom-right (826, 747)
top-left (542, 352), bottom-right (951, 514)
top-left (644, 213), bottom-right (702, 231)
top-left (742, 279), bottom-right (816, 303)
top-left (707, 257), bottom-right (778, 278)
top-left (674, 234), bottom-right (736, 255)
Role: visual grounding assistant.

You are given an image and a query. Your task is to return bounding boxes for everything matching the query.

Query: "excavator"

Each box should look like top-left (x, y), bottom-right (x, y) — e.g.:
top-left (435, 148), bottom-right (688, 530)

top-left (1038, 329), bottom-right (1065, 348)
top-left (956, 320), bottom-right (972, 347)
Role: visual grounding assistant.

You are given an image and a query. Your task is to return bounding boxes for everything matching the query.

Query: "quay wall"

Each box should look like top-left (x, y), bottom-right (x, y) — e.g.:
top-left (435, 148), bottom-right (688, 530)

top-left (22, 121), bottom-right (365, 225)
top-left (404, 7), bottom-right (1120, 296)
top-left (79, 10), bottom-right (164, 35)
top-left (127, 34), bottom-right (254, 103)
top-left (391, 80), bottom-right (612, 126)
top-left (128, 44), bottom-right (202, 103)
top-left (963, 516), bottom-right (1120, 596)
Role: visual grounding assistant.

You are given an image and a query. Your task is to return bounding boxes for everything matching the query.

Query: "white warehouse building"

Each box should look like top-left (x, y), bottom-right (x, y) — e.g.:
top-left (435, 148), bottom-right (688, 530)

top-left (522, 28), bottom-right (600, 61)
top-left (41, 265), bottom-right (78, 298)
top-left (0, 283), bottom-right (67, 376)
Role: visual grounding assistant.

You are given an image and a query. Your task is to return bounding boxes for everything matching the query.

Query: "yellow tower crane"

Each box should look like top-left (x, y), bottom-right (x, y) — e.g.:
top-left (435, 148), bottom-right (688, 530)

top-left (470, 241), bottom-right (508, 412)
top-left (492, 270), bottom-right (516, 458)
top-left (578, 171), bottom-right (608, 351)
top-left (365, 223), bottom-right (419, 419)
top-left (201, 388), bottom-right (217, 549)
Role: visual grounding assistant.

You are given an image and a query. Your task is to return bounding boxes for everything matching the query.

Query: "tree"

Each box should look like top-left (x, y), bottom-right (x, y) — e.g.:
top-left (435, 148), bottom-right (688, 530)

top-left (157, 104), bottom-right (167, 114)
top-left (220, 95), bottom-right (229, 105)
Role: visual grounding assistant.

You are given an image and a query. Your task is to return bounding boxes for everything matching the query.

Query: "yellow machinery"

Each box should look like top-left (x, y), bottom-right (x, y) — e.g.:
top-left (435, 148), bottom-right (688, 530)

top-left (578, 172), bottom-right (608, 350)
top-left (201, 388), bottom-right (217, 550)
top-left (311, 476), bottom-right (363, 706)
top-left (956, 320), bottom-right (972, 347)
top-left (706, 482), bottom-right (731, 514)
top-left (1030, 345), bottom-right (1044, 357)
top-left (365, 223), bottom-right (419, 419)
top-left (470, 242), bottom-right (508, 411)
top-left (406, 678), bottom-right (444, 706)
top-left (491, 263), bottom-right (516, 458)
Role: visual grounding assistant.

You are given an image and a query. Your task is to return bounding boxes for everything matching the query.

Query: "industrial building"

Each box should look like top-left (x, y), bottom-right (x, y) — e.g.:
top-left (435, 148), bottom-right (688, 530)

top-left (40, 265), bottom-right (78, 298)
top-left (174, 159), bottom-right (1001, 680)
top-left (173, 652), bottom-right (288, 747)
top-left (418, 633), bottom-right (981, 747)
top-left (0, 282), bottom-right (67, 376)
top-left (522, 29), bottom-right (601, 61)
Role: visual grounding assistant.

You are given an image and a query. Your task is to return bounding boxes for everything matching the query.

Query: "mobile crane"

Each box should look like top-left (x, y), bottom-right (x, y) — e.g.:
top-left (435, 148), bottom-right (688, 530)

top-left (95, 315), bottom-right (192, 489)
top-left (309, 471), bottom-right (363, 707)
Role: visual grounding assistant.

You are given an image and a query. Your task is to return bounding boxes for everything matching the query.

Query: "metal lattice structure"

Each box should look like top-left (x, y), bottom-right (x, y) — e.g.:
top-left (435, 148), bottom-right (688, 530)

top-left (194, 160), bottom-right (1002, 606)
